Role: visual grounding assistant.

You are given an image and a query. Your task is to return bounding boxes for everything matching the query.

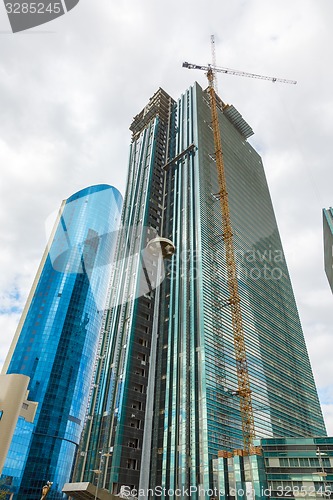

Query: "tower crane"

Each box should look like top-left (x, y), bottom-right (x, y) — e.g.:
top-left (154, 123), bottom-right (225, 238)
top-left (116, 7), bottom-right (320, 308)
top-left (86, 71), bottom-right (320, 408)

top-left (183, 54), bottom-right (296, 455)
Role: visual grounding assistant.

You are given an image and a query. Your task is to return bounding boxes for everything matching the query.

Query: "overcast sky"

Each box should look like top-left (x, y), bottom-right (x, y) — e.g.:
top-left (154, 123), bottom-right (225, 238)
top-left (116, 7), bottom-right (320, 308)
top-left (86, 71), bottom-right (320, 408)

top-left (0, 0), bottom-right (332, 434)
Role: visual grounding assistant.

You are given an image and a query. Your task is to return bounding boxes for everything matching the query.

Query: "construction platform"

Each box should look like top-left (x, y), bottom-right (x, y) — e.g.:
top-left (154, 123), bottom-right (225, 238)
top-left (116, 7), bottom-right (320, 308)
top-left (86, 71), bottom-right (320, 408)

top-left (62, 482), bottom-right (118, 500)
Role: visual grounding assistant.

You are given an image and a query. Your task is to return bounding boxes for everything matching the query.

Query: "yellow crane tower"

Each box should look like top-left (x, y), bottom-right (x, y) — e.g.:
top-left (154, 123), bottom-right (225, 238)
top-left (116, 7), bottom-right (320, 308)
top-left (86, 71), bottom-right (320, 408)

top-left (183, 46), bottom-right (296, 455)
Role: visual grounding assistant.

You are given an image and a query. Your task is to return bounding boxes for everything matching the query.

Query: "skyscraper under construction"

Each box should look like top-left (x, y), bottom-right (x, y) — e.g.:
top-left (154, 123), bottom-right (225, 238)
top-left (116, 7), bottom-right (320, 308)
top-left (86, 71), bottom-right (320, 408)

top-left (74, 84), bottom-right (326, 497)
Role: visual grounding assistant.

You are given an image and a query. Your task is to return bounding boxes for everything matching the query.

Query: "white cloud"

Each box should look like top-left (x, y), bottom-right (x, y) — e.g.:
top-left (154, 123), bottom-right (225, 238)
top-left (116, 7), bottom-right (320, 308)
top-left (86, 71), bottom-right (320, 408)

top-left (0, 312), bottom-right (20, 369)
top-left (0, 0), bottom-right (332, 437)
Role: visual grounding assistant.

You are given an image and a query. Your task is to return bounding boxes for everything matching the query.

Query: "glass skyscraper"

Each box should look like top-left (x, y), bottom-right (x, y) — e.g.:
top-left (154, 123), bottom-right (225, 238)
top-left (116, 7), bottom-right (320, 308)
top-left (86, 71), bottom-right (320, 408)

top-left (323, 208), bottom-right (333, 293)
top-left (151, 83), bottom-right (326, 496)
top-left (1, 184), bottom-right (122, 499)
top-left (73, 85), bottom-right (326, 498)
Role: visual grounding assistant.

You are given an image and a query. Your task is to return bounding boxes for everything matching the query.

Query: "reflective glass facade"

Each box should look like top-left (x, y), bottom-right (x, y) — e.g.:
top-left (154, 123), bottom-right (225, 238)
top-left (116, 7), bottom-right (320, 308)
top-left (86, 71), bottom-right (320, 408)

top-left (1, 184), bottom-right (122, 499)
top-left (323, 208), bottom-right (333, 293)
top-left (74, 85), bottom-right (326, 499)
top-left (151, 83), bottom-right (326, 496)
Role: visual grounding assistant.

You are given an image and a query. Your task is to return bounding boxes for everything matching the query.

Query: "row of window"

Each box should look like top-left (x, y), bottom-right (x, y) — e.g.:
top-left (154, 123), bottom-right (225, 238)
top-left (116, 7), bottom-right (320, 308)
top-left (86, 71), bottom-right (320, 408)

top-left (269, 457), bottom-right (332, 468)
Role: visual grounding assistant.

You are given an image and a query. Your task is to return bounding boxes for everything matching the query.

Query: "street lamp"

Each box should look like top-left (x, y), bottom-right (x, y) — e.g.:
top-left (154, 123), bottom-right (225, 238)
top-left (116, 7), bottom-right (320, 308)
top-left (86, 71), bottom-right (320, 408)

top-left (138, 237), bottom-right (175, 499)
top-left (40, 481), bottom-right (53, 500)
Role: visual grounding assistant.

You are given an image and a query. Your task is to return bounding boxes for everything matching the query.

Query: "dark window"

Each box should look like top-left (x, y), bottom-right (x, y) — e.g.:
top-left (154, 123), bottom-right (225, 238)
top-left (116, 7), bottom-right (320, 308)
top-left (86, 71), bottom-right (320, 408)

top-left (134, 368), bottom-right (145, 377)
top-left (126, 459), bottom-right (138, 470)
top-left (133, 383), bottom-right (144, 393)
top-left (129, 419), bottom-right (141, 429)
top-left (131, 401), bottom-right (142, 411)
top-left (128, 438), bottom-right (139, 449)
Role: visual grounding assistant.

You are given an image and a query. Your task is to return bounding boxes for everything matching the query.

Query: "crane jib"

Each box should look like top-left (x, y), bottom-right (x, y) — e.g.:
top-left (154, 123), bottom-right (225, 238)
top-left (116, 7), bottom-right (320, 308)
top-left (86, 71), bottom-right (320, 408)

top-left (182, 61), bottom-right (297, 85)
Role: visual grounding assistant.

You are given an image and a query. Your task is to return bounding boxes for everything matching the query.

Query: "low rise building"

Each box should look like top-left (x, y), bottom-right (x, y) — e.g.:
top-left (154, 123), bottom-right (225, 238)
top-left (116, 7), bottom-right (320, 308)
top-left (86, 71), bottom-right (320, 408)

top-left (213, 437), bottom-right (333, 500)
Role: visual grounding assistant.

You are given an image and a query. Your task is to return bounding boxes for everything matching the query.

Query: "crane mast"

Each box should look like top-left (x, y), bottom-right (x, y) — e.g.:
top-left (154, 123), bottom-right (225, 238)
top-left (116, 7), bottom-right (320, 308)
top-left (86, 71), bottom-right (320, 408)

top-left (206, 67), bottom-right (255, 454)
top-left (183, 49), bottom-right (296, 454)
top-left (210, 35), bottom-right (218, 93)
top-left (184, 51), bottom-right (296, 454)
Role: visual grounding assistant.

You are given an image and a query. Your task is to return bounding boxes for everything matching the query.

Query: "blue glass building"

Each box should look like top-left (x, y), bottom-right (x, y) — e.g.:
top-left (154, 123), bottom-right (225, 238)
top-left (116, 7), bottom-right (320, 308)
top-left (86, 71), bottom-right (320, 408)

top-left (1, 184), bottom-right (122, 499)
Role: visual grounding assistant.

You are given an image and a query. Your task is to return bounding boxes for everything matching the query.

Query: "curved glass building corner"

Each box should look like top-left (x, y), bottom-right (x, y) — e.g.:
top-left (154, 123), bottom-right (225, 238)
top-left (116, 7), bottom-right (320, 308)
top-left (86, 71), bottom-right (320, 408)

top-left (1, 184), bottom-right (122, 499)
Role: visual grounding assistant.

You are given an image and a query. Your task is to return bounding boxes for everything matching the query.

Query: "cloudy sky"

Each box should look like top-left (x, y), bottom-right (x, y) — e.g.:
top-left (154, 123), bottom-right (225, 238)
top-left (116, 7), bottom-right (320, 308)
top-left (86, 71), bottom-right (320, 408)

top-left (0, 0), bottom-right (332, 434)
